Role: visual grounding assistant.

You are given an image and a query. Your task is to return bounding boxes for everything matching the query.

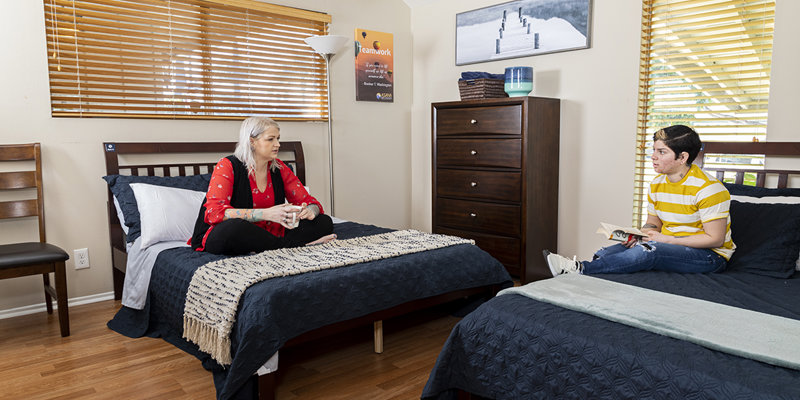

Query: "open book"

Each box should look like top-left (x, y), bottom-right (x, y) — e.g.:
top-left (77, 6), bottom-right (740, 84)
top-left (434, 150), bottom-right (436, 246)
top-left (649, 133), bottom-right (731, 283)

top-left (597, 222), bottom-right (646, 244)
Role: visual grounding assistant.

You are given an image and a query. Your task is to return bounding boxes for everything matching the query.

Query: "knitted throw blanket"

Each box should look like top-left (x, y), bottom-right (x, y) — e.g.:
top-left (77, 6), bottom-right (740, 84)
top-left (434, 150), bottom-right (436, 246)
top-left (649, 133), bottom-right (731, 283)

top-left (182, 229), bottom-right (473, 365)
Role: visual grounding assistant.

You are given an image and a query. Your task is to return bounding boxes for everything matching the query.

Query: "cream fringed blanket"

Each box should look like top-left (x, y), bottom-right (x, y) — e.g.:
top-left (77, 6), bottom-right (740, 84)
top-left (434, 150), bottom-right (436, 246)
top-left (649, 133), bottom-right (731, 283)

top-left (182, 229), bottom-right (473, 365)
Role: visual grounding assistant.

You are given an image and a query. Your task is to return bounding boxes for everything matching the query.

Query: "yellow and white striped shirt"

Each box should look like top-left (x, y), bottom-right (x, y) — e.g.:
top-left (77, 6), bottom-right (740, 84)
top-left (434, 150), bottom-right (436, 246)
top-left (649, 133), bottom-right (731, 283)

top-left (647, 164), bottom-right (736, 260)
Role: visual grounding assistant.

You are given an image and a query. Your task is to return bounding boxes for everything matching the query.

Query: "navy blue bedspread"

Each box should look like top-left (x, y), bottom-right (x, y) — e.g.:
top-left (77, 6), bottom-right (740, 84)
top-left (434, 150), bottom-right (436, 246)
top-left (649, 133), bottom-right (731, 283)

top-left (108, 222), bottom-right (512, 400)
top-left (422, 271), bottom-right (800, 400)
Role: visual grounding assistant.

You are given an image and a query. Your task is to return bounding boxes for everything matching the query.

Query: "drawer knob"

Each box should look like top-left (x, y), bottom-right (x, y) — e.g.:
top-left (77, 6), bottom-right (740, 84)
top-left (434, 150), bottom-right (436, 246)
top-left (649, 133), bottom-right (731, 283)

top-left (469, 212), bottom-right (477, 218)
top-left (470, 181), bottom-right (478, 187)
top-left (470, 150), bottom-right (478, 155)
top-left (470, 119), bottom-right (478, 124)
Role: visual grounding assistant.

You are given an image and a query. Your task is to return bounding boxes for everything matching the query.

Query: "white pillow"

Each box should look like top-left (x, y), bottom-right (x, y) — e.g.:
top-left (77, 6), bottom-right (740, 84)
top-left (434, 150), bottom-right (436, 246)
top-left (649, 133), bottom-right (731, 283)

top-left (129, 183), bottom-right (206, 249)
top-left (731, 194), bottom-right (800, 271)
top-left (730, 195), bottom-right (800, 204)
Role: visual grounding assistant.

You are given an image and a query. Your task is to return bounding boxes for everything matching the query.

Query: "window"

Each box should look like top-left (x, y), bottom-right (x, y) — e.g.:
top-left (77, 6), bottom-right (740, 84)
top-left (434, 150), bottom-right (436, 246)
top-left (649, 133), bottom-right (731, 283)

top-left (633, 0), bottom-right (775, 225)
top-left (43, 0), bottom-right (331, 120)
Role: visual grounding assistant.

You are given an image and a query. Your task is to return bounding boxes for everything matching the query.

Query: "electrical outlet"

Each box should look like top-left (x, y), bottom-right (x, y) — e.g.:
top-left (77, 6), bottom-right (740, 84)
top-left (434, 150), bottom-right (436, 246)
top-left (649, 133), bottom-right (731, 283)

top-left (74, 248), bottom-right (90, 269)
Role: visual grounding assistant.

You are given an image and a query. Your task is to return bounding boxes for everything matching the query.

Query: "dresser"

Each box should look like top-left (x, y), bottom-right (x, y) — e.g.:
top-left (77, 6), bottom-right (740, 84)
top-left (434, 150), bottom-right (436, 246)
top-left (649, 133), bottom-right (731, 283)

top-left (432, 96), bottom-right (560, 283)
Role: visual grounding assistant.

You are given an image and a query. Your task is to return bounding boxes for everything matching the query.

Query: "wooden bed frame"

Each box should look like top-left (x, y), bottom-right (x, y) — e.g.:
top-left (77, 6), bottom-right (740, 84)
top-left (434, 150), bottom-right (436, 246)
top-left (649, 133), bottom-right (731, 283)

top-left (698, 141), bottom-right (800, 187)
top-left (102, 141), bottom-right (501, 400)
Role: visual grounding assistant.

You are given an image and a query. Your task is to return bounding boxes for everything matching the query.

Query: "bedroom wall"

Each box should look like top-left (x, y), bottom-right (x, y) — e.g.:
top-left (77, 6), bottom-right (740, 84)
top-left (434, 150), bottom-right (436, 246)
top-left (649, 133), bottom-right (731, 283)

top-left (0, 0), bottom-right (412, 312)
top-left (409, 0), bottom-right (800, 261)
top-left (2, 0), bottom-right (797, 314)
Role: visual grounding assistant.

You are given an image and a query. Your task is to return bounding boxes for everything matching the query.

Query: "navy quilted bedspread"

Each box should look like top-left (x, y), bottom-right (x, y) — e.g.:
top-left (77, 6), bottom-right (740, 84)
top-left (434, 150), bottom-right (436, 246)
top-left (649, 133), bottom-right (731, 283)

top-left (422, 270), bottom-right (800, 400)
top-left (107, 222), bottom-right (512, 400)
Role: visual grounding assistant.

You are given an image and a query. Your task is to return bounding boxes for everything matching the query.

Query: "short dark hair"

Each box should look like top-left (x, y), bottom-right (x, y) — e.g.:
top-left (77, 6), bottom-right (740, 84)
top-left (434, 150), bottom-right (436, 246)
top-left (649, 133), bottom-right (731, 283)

top-left (653, 125), bottom-right (702, 165)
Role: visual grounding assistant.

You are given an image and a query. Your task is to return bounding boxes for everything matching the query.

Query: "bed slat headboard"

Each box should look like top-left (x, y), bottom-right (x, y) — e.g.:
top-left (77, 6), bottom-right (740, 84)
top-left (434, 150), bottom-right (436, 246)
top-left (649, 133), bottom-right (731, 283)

top-left (698, 142), bottom-right (800, 189)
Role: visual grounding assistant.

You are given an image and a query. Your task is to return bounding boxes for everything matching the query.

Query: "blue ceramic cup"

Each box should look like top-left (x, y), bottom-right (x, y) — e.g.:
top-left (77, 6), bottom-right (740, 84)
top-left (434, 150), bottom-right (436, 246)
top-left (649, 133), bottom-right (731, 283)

top-left (504, 66), bottom-right (533, 97)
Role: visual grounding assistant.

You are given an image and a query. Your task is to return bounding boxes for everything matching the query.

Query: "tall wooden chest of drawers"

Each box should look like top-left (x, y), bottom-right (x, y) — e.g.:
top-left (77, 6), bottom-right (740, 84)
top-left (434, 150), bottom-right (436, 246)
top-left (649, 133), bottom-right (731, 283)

top-left (432, 97), bottom-right (560, 283)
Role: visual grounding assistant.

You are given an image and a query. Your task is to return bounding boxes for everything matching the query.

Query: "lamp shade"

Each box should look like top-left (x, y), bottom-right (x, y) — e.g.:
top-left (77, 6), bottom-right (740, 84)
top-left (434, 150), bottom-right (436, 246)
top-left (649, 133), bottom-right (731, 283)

top-left (304, 35), bottom-right (349, 55)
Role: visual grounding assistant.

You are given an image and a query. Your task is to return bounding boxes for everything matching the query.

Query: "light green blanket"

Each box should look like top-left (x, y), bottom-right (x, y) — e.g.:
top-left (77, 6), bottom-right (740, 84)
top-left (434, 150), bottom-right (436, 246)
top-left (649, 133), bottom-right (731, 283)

top-left (499, 274), bottom-right (800, 370)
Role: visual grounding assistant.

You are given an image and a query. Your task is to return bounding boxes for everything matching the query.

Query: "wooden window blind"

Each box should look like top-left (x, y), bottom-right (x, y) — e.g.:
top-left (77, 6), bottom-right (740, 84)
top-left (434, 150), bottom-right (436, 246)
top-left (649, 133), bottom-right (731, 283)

top-left (633, 0), bottom-right (775, 225)
top-left (43, 0), bottom-right (331, 120)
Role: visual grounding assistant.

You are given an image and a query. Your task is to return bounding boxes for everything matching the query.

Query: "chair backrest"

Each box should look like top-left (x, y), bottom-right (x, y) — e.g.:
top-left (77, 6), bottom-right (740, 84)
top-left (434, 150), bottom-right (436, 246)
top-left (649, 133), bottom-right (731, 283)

top-left (0, 143), bottom-right (45, 242)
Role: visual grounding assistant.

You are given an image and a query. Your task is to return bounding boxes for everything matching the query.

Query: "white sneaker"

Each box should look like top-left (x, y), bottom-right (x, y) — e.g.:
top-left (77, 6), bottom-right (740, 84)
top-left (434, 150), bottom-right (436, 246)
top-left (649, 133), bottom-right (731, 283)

top-left (543, 250), bottom-right (582, 276)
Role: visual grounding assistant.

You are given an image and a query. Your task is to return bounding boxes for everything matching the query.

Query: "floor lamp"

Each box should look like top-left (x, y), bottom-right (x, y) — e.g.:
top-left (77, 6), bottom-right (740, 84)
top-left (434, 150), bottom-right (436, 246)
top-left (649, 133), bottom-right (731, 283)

top-left (304, 34), bottom-right (349, 216)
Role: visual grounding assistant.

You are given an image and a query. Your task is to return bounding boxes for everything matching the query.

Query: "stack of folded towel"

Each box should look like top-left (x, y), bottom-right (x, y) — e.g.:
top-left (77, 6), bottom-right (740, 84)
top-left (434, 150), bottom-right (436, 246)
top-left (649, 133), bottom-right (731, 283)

top-left (459, 71), bottom-right (505, 81)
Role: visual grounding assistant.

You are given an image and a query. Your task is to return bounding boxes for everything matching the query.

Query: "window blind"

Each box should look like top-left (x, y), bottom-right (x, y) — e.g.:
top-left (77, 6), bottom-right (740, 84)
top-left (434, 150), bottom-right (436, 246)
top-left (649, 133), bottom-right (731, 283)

top-left (633, 0), bottom-right (775, 225)
top-left (43, 0), bottom-right (331, 120)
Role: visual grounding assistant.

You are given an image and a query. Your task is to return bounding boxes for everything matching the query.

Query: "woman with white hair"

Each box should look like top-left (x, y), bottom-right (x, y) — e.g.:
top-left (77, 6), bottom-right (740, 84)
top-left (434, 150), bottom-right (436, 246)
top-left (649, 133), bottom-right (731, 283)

top-left (191, 116), bottom-right (335, 255)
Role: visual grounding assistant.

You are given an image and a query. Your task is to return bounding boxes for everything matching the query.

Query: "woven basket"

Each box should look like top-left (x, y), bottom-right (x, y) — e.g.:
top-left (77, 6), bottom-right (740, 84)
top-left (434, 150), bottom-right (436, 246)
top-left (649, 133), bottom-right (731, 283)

top-left (458, 78), bottom-right (508, 100)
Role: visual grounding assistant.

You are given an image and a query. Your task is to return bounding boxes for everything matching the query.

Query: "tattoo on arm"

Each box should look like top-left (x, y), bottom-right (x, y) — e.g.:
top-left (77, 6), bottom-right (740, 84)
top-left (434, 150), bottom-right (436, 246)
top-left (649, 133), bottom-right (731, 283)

top-left (227, 208), bottom-right (261, 222)
top-left (642, 223), bottom-right (658, 229)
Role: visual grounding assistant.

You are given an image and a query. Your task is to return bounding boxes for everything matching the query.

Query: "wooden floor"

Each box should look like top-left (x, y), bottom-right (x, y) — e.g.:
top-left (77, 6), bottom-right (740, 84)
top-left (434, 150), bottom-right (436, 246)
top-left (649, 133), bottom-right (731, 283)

top-left (0, 300), bottom-right (462, 400)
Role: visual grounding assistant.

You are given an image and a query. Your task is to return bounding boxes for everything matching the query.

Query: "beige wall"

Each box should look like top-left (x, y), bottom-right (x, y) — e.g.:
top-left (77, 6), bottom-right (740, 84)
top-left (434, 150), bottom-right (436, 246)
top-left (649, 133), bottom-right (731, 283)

top-left (410, 0), bottom-right (800, 261)
top-left (0, 0), bottom-right (411, 311)
top-left (2, 0), bottom-right (798, 313)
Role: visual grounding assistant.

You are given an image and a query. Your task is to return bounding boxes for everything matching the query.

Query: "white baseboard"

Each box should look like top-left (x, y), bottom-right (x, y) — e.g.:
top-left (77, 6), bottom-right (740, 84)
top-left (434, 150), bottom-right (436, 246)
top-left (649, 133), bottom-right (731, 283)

top-left (0, 291), bottom-right (115, 320)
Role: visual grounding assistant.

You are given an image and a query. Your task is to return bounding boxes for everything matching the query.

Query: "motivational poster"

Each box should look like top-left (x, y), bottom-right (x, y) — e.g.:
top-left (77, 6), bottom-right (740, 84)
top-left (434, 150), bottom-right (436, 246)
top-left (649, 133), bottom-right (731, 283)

top-left (354, 29), bottom-right (394, 102)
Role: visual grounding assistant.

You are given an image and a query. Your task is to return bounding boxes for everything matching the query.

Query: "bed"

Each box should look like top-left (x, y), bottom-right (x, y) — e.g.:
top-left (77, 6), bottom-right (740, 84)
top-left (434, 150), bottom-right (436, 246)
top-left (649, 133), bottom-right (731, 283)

top-left (422, 141), bottom-right (800, 400)
top-left (100, 141), bottom-right (512, 400)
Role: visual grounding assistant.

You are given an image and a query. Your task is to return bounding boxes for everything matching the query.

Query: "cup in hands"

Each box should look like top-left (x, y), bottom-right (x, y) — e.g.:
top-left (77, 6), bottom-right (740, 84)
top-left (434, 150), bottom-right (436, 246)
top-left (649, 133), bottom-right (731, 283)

top-left (286, 205), bottom-right (302, 228)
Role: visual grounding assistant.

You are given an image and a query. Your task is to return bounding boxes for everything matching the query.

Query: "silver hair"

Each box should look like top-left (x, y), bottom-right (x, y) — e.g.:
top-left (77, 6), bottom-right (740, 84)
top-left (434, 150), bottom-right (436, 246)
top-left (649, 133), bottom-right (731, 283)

top-left (234, 116), bottom-right (282, 175)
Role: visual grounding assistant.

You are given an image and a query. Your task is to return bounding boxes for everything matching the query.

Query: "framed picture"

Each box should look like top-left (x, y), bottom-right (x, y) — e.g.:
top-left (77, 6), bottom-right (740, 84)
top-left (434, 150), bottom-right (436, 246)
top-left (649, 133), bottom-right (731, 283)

top-left (456, 0), bottom-right (592, 65)
top-left (355, 29), bottom-right (394, 102)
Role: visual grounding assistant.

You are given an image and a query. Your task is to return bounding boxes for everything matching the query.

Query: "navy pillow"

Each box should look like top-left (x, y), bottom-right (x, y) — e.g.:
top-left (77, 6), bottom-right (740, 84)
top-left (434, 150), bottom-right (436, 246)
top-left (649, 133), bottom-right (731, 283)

top-left (727, 200), bottom-right (800, 278)
top-left (725, 182), bottom-right (800, 198)
top-left (103, 174), bottom-right (211, 243)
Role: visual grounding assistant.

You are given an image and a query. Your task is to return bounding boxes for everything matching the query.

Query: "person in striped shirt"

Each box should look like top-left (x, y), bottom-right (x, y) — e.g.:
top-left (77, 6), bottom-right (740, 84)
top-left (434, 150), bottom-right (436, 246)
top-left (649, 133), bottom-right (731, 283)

top-left (545, 125), bottom-right (735, 276)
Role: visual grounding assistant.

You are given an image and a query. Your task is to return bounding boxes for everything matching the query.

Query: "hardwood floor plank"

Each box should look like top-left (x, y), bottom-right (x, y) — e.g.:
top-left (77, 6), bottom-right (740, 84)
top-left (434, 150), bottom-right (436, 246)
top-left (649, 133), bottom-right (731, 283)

top-left (1, 299), bottom-right (462, 399)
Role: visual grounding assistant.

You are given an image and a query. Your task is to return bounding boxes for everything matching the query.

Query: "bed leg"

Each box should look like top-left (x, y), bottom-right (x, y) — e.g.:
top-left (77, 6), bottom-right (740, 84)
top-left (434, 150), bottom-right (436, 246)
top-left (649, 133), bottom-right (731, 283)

top-left (373, 320), bottom-right (384, 353)
top-left (112, 266), bottom-right (124, 301)
top-left (257, 372), bottom-right (276, 400)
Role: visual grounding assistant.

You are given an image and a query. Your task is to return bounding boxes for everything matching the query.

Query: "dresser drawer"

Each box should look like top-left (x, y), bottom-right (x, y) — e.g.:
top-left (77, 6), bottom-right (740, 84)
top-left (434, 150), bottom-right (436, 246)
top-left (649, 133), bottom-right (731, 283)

top-left (435, 198), bottom-right (520, 236)
top-left (436, 139), bottom-right (521, 168)
top-left (434, 227), bottom-right (521, 269)
top-left (436, 169), bottom-right (521, 202)
top-left (436, 105), bottom-right (522, 136)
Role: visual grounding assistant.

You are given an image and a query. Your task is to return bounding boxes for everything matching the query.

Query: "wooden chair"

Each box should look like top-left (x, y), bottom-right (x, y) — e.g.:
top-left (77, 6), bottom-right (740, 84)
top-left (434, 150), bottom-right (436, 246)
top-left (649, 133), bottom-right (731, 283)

top-left (0, 143), bottom-right (70, 337)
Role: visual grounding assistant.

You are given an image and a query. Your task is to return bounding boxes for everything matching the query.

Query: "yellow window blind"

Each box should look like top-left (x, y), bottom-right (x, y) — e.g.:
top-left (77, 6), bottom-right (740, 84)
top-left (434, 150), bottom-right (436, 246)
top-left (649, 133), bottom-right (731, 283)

top-left (43, 0), bottom-right (331, 120)
top-left (633, 0), bottom-right (775, 225)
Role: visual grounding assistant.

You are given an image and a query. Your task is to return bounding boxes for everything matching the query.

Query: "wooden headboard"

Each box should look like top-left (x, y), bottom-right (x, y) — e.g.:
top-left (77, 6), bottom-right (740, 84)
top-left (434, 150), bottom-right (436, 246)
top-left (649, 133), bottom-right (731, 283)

top-left (102, 141), bottom-right (306, 300)
top-left (698, 142), bottom-right (800, 188)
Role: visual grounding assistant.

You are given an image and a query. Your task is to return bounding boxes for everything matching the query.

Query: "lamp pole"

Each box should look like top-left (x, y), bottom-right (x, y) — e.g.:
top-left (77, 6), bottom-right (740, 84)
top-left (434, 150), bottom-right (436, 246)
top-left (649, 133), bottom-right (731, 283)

top-left (322, 53), bottom-right (335, 215)
top-left (304, 34), bottom-right (348, 216)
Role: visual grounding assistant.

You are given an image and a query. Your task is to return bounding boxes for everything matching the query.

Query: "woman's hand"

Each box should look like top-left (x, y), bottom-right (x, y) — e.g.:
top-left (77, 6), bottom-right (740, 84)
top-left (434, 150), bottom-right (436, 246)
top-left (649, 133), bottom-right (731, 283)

top-left (224, 205), bottom-right (301, 228)
top-left (296, 202), bottom-right (318, 221)
top-left (260, 204), bottom-right (299, 229)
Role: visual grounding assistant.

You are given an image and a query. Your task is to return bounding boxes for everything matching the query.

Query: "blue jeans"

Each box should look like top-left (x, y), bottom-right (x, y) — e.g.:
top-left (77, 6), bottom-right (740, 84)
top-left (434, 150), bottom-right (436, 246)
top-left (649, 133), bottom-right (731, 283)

top-left (581, 242), bottom-right (727, 274)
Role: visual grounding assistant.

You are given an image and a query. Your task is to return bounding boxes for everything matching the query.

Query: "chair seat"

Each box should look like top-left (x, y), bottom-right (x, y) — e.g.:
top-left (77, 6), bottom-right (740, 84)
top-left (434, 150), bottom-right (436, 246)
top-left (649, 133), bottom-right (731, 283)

top-left (0, 242), bottom-right (69, 269)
